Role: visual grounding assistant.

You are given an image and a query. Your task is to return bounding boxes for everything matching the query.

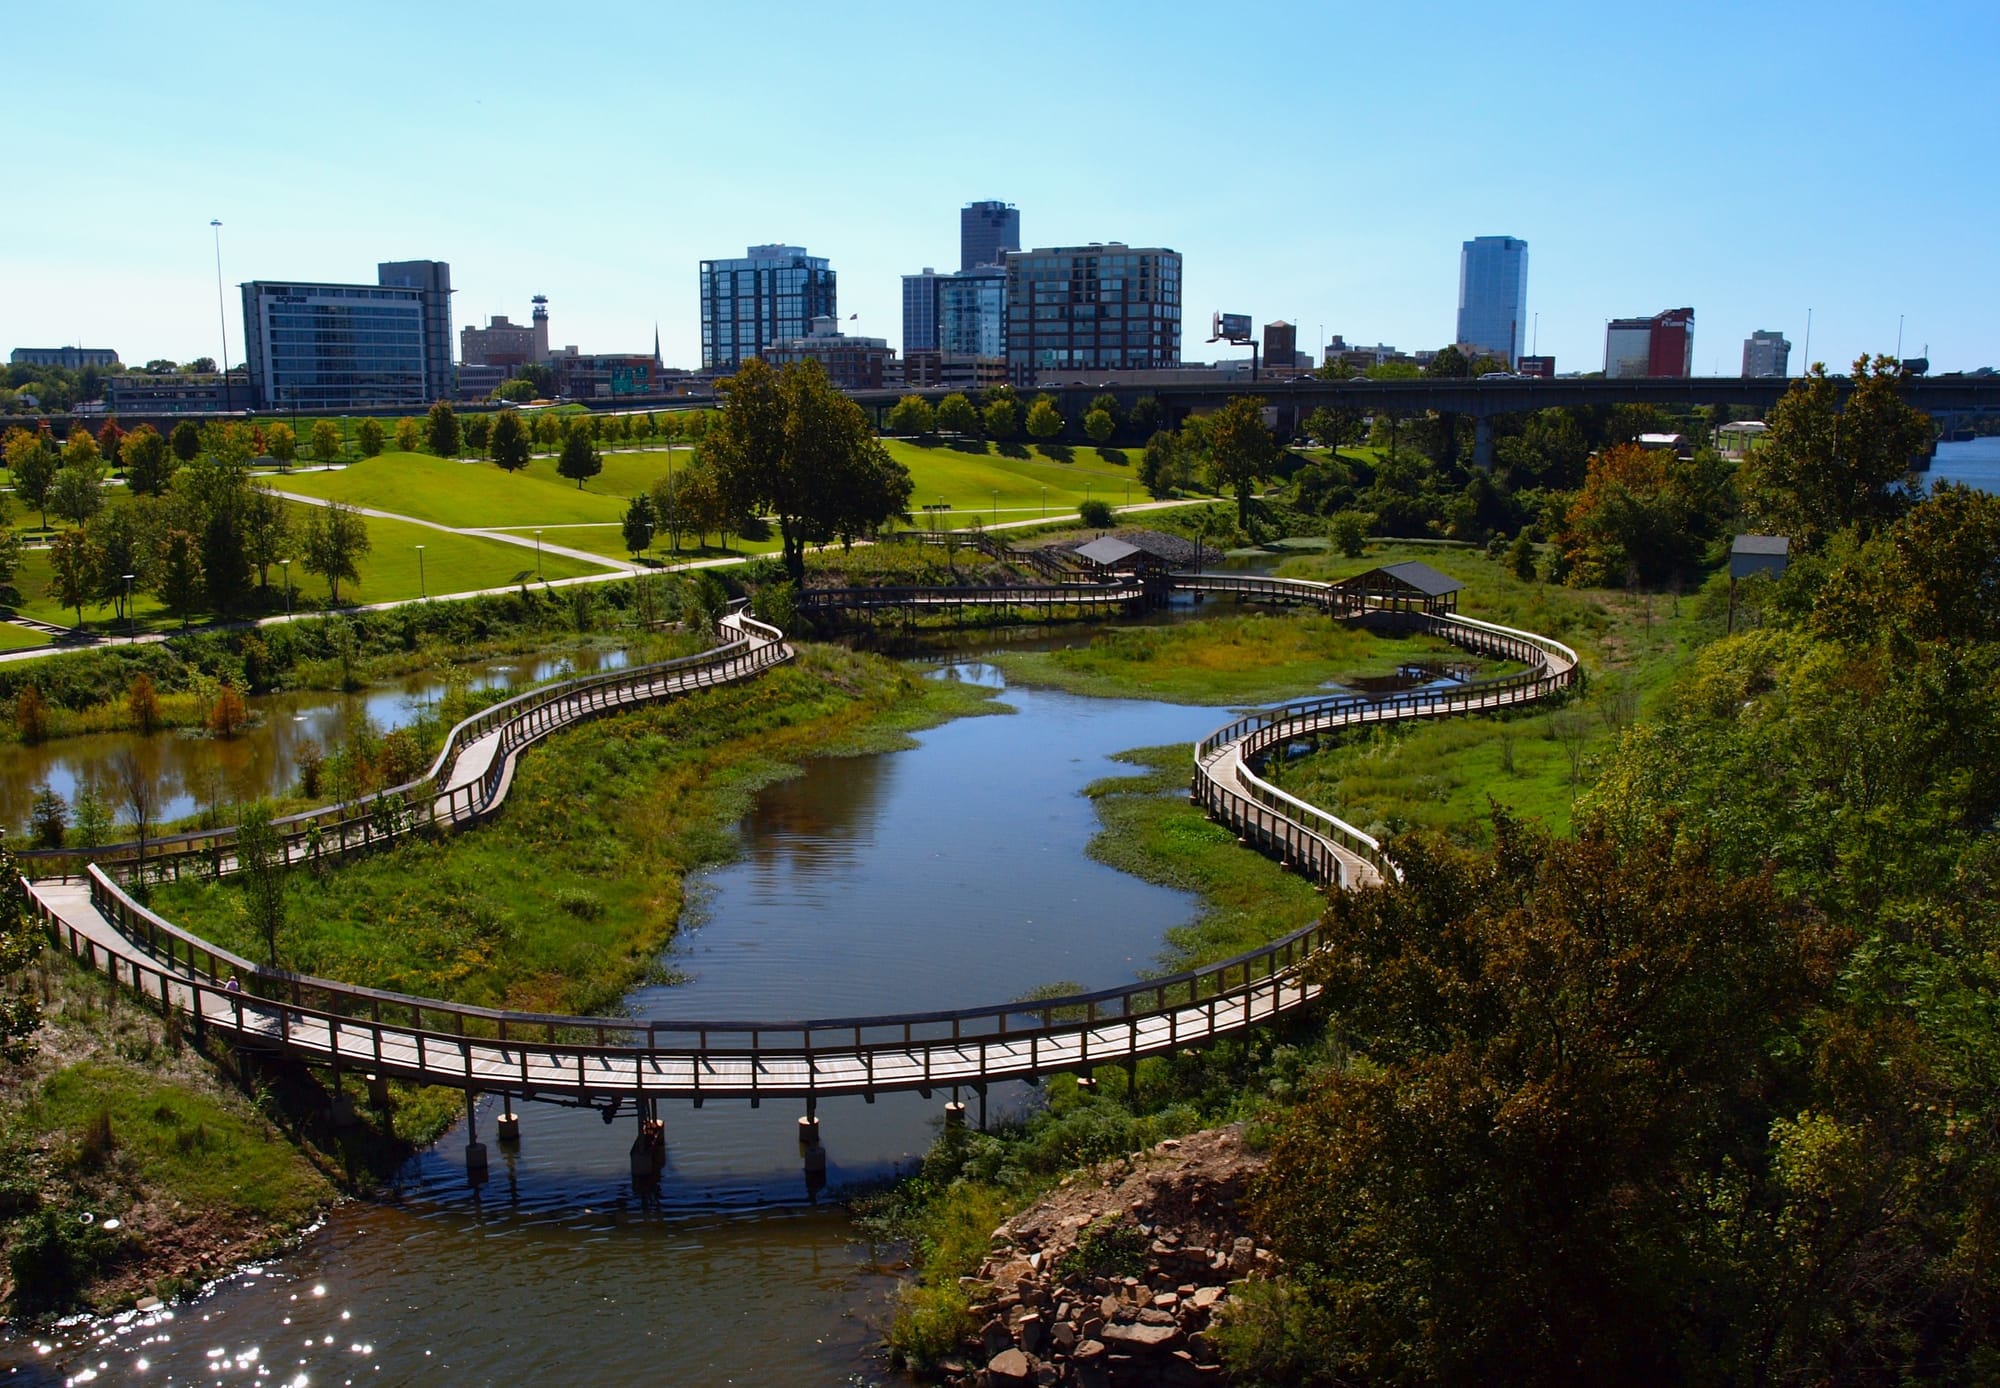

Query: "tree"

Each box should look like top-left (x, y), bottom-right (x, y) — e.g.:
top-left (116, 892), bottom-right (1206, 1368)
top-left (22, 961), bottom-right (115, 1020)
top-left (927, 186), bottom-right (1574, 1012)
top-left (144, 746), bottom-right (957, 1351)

top-left (356, 418), bottom-right (386, 457)
top-left (309, 419), bottom-right (343, 465)
top-left (152, 528), bottom-right (205, 628)
top-left (1303, 405), bottom-right (1363, 452)
top-left (49, 463), bottom-right (104, 527)
top-left (236, 801), bottom-right (287, 968)
top-left (302, 501), bottom-right (371, 603)
top-left (85, 502), bottom-right (153, 622)
top-left (8, 430), bottom-right (57, 527)
top-left (1202, 395), bottom-right (1280, 527)
top-left (208, 682), bottom-right (247, 737)
top-left (937, 392), bottom-right (979, 436)
top-left (1083, 408), bottom-right (1116, 446)
top-left (0, 833), bottom-right (43, 1062)
top-left (983, 395), bottom-right (1019, 441)
top-left (462, 412), bottom-right (492, 458)
top-left (886, 395), bottom-right (937, 437)
top-left (1128, 395), bottom-right (1162, 438)
top-left (29, 784), bottom-right (68, 850)
top-left (394, 418), bottom-right (421, 454)
top-left (169, 420), bottom-right (202, 463)
top-left (96, 417), bottom-right (124, 470)
top-left (1555, 442), bottom-right (1731, 587)
top-left (1078, 498), bottom-right (1114, 529)
top-left (557, 429), bottom-right (603, 488)
top-left (1329, 509), bottom-right (1370, 557)
top-left (1025, 395), bottom-right (1063, 442)
top-left (490, 409), bottom-right (530, 472)
top-left (622, 493), bottom-right (655, 557)
top-left (121, 424), bottom-right (174, 495)
top-left (46, 530), bottom-right (94, 626)
top-left (1739, 355), bottom-right (1933, 549)
top-left (1251, 813), bottom-right (1815, 1385)
top-left (494, 378), bottom-right (536, 403)
top-left (62, 425), bottom-right (101, 471)
top-left (265, 420), bottom-right (297, 468)
top-left (181, 356), bottom-right (216, 374)
top-left (241, 485), bottom-right (292, 591)
top-left (426, 401), bottom-right (462, 458)
top-left (127, 673), bottom-right (160, 734)
top-left (708, 357), bottom-right (913, 581)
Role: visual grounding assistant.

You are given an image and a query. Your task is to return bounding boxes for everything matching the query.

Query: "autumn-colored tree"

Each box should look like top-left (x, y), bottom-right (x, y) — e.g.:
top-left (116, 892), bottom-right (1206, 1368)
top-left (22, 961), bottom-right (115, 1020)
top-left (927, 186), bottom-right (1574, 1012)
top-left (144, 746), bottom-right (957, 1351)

top-left (1554, 441), bottom-right (1732, 587)
top-left (14, 685), bottom-right (48, 743)
top-left (127, 673), bottom-right (161, 734)
top-left (208, 682), bottom-right (247, 738)
top-left (265, 420), bottom-right (297, 467)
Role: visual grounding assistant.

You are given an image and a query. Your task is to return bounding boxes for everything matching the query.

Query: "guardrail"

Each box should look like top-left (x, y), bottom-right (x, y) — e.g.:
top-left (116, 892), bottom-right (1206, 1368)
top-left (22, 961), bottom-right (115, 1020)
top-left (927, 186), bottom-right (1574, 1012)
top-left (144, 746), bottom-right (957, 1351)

top-left (22, 606), bottom-right (792, 882)
top-left (28, 585), bottom-right (1580, 1101)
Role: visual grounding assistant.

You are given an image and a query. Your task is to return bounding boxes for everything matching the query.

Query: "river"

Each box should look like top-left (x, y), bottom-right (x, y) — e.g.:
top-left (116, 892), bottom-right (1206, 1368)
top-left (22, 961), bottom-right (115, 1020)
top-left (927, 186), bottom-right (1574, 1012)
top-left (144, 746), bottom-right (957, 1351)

top-left (1925, 434), bottom-right (2000, 494)
top-left (2, 659), bottom-right (1241, 1386)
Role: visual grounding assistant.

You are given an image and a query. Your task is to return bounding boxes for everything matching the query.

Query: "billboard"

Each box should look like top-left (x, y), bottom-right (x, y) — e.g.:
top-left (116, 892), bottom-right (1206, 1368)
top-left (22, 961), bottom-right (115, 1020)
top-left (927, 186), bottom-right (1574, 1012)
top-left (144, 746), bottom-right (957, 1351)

top-left (1213, 312), bottom-right (1253, 342)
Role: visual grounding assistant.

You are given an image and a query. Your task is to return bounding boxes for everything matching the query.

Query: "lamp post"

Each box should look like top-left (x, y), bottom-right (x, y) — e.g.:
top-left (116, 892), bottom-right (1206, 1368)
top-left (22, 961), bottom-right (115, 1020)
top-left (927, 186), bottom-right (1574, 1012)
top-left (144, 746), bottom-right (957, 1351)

top-left (1041, 485), bottom-right (1046, 517)
top-left (210, 219), bottom-right (231, 414)
top-left (534, 529), bottom-right (543, 580)
top-left (280, 558), bottom-right (292, 617)
top-left (122, 574), bottom-right (134, 641)
top-left (992, 489), bottom-right (999, 524)
top-left (415, 544), bottom-right (426, 599)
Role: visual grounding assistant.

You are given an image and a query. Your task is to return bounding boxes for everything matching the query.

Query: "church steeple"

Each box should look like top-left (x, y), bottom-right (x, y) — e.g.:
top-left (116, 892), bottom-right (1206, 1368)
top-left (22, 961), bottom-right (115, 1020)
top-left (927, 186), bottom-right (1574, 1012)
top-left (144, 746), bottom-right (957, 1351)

top-left (653, 323), bottom-right (662, 367)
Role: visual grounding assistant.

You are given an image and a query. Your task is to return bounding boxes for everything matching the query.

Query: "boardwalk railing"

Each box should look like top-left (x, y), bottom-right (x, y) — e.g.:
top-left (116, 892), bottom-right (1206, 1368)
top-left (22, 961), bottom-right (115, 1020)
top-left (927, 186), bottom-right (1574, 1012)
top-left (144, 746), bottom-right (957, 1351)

top-left (26, 583), bottom-right (1578, 1101)
top-left (21, 606), bottom-right (791, 882)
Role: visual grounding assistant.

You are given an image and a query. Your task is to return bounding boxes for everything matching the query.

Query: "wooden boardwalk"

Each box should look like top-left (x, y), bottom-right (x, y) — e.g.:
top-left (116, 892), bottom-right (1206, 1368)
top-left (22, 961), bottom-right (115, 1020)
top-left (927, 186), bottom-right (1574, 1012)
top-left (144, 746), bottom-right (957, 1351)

top-left (26, 580), bottom-right (1577, 1111)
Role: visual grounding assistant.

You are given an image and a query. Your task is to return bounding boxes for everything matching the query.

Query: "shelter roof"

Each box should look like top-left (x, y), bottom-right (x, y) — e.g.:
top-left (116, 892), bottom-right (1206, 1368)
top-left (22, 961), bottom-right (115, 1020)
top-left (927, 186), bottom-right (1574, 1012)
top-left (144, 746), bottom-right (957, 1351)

top-left (1074, 536), bottom-right (1143, 567)
top-left (1337, 559), bottom-right (1463, 596)
top-left (1730, 534), bottom-right (1791, 557)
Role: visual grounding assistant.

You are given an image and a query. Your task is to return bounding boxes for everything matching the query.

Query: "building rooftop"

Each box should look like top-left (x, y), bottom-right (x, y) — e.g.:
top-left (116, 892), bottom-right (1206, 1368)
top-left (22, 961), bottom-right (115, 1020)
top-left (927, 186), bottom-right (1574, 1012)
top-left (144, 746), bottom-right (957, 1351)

top-left (1730, 535), bottom-right (1791, 557)
top-left (1073, 536), bottom-right (1143, 567)
top-left (1340, 560), bottom-right (1463, 597)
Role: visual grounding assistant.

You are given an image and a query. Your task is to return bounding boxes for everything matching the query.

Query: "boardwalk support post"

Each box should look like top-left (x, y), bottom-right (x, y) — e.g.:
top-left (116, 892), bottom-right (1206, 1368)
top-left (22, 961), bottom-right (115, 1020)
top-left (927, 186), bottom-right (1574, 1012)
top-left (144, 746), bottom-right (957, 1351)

top-left (464, 1091), bottom-right (488, 1184)
top-left (798, 1095), bottom-right (821, 1153)
top-left (497, 1092), bottom-right (520, 1146)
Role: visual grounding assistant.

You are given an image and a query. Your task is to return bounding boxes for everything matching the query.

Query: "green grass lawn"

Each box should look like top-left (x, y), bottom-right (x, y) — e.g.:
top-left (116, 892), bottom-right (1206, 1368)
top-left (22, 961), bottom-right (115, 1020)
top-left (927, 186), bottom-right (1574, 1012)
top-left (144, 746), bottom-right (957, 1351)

top-left (10, 542), bottom-right (176, 634)
top-left (486, 522), bottom-right (782, 565)
top-left (882, 439), bottom-right (1149, 525)
top-left (276, 451), bottom-right (670, 527)
top-left (0, 619), bottom-right (54, 649)
top-left (276, 501), bottom-right (608, 604)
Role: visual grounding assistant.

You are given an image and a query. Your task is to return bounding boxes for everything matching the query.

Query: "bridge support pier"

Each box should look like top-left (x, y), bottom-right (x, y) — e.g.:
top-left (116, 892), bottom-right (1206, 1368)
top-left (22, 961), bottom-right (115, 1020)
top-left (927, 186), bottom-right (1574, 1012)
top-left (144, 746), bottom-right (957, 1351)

top-left (631, 1095), bottom-right (664, 1179)
top-left (496, 1093), bottom-right (520, 1146)
top-left (1472, 416), bottom-right (1495, 472)
top-left (944, 1099), bottom-right (966, 1130)
top-left (367, 1073), bottom-right (391, 1109)
top-left (798, 1096), bottom-right (821, 1153)
top-left (464, 1091), bottom-right (488, 1184)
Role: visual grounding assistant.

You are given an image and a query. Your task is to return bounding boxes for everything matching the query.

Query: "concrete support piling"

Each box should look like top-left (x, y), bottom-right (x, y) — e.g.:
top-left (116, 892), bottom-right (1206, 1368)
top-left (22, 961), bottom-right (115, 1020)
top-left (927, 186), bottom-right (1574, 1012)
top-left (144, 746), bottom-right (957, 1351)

top-left (464, 1091), bottom-right (488, 1184)
top-left (496, 1092), bottom-right (520, 1146)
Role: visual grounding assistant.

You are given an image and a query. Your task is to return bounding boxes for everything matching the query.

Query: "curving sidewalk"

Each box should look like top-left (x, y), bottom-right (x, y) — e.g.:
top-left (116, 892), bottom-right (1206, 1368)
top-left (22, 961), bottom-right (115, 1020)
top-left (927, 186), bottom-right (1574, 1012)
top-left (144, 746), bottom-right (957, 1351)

top-left (23, 578), bottom-right (1577, 1107)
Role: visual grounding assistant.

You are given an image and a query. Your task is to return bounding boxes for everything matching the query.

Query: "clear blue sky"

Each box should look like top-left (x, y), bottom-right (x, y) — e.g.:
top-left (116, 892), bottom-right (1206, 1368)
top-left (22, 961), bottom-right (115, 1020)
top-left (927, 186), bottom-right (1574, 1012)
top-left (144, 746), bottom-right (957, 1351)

top-left (8, 1), bottom-right (1995, 376)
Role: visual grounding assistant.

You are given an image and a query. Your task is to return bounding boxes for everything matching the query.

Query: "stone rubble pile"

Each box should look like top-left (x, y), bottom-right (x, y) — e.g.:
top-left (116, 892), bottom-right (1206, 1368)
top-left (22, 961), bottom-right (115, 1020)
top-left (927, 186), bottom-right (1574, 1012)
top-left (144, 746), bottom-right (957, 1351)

top-left (934, 1128), bottom-right (1270, 1388)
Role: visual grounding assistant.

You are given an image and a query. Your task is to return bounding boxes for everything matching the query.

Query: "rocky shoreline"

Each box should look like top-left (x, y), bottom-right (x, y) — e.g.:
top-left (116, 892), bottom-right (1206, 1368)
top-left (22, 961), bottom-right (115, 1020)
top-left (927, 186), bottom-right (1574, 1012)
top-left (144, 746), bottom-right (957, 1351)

top-left (936, 1126), bottom-right (1270, 1388)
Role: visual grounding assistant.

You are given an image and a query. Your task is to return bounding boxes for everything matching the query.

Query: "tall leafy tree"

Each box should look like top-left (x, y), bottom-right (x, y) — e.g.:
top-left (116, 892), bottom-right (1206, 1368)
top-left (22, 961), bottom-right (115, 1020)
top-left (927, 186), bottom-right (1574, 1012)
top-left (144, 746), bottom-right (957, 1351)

top-left (621, 494), bottom-right (655, 557)
top-left (8, 430), bottom-right (58, 527)
top-left (1025, 395), bottom-right (1063, 442)
top-left (1083, 408), bottom-right (1116, 446)
top-left (982, 395), bottom-right (1019, 441)
top-left (151, 529), bottom-right (205, 628)
top-left (426, 401), bottom-right (462, 458)
top-left (886, 395), bottom-right (936, 437)
top-left (170, 420), bottom-right (202, 463)
top-left (490, 409), bottom-right (530, 472)
top-left (302, 501), bottom-right (371, 603)
top-left (48, 462), bottom-right (104, 527)
top-left (236, 801), bottom-right (287, 967)
top-left (936, 392), bottom-right (979, 436)
top-left (707, 357), bottom-right (912, 581)
top-left (1202, 394), bottom-right (1280, 527)
top-left (45, 529), bottom-right (95, 626)
top-left (309, 419), bottom-right (343, 465)
top-left (265, 420), bottom-right (297, 468)
top-left (393, 418), bottom-right (421, 454)
top-left (85, 501), bottom-right (154, 622)
top-left (241, 485), bottom-right (292, 592)
top-left (356, 418), bottom-right (386, 457)
top-left (557, 429), bottom-right (603, 488)
top-left (121, 423), bottom-right (174, 496)
top-left (1739, 355), bottom-right (1932, 549)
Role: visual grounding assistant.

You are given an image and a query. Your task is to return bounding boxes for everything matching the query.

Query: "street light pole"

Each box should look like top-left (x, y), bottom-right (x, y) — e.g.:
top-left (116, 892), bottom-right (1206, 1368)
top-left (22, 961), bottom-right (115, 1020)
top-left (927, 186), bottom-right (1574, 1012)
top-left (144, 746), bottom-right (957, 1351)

top-left (416, 544), bottom-right (426, 599)
top-left (535, 529), bottom-right (543, 580)
top-left (280, 558), bottom-right (292, 617)
top-left (122, 574), bottom-right (134, 641)
top-left (210, 219), bottom-right (231, 414)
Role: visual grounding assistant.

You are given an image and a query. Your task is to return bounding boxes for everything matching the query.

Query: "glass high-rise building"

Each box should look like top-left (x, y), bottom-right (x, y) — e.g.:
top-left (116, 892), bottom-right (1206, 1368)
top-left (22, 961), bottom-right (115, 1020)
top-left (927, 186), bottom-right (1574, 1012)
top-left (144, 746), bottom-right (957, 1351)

top-left (961, 200), bottom-right (1020, 272)
top-left (1455, 235), bottom-right (1529, 366)
top-left (1004, 244), bottom-right (1181, 386)
top-left (938, 266), bottom-right (1007, 358)
top-left (699, 245), bottom-right (837, 372)
top-left (902, 269), bottom-right (941, 353)
top-left (376, 259), bottom-right (454, 402)
top-left (241, 276), bottom-right (438, 411)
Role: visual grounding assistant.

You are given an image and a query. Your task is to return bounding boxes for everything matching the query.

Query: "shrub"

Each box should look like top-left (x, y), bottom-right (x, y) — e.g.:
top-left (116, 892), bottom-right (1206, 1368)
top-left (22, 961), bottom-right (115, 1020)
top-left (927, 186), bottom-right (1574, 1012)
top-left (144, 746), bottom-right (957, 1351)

top-left (1079, 499), bottom-right (1114, 530)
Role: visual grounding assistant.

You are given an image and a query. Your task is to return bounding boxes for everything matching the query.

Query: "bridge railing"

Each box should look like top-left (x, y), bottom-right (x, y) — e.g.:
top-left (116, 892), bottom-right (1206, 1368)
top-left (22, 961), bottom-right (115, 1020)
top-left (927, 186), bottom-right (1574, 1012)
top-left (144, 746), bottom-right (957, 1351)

top-left (66, 856), bottom-right (1334, 1070)
top-left (22, 606), bottom-right (791, 882)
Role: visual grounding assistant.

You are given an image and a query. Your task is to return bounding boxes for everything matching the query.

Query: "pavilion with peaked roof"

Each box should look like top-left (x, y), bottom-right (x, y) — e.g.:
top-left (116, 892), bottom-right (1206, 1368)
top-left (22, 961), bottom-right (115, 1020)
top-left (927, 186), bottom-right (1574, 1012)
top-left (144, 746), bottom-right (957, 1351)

top-left (1332, 559), bottom-right (1463, 614)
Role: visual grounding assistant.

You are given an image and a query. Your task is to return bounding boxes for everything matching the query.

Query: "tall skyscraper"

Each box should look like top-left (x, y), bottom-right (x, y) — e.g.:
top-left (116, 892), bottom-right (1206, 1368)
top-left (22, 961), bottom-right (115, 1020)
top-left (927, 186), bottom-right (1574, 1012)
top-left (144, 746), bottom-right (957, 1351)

top-left (1742, 329), bottom-right (1791, 378)
top-left (961, 200), bottom-right (1020, 272)
top-left (937, 266), bottom-right (1007, 358)
top-left (902, 269), bottom-right (941, 353)
top-left (699, 245), bottom-right (837, 372)
top-left (1004, 244), bottom-right (1181, 386)
top-left (1455, 235), bottom-right (1529, 366)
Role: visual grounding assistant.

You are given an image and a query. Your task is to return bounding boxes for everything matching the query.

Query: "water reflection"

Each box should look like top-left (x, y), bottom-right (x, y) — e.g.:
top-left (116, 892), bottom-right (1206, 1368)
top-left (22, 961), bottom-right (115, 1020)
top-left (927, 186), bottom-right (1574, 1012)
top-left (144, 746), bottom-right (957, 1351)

top-left (0, 647), bottom-right (633, 835)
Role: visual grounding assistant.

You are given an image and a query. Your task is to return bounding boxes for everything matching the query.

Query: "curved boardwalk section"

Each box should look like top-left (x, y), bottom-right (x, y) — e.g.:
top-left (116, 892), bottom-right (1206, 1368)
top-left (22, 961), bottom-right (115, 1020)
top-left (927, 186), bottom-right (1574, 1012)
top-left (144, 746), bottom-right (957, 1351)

top-left (26, 578), bottom-right (1576, 1108)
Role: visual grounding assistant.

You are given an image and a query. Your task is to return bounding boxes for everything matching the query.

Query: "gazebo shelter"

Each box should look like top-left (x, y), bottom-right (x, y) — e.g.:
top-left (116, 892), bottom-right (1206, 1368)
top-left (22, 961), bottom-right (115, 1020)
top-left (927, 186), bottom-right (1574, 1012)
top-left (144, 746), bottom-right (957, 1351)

top-left (1073, 536), bottom-right (1146, 576)
top-left (1333, 559), bottom-right (1463, 614)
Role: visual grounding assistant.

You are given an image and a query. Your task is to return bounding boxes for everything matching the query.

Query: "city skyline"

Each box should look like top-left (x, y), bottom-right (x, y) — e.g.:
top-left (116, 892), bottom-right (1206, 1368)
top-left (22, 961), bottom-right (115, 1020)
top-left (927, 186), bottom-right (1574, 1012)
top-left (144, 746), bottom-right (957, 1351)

top-left (5, 1), bottom-right (1994, 377)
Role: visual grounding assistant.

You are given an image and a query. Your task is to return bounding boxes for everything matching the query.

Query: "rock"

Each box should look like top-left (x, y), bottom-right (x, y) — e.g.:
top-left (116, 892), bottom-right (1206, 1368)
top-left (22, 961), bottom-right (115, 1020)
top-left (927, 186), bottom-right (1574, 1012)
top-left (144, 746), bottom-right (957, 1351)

top-left (1161, 1349), bottom-right (1219, 1385)
top-left (1136, 1307), bottom-right (1177, 1328)
top-left (981, 1316), bottom-right (1014, 1358)
top-left (1072, 1338), bottom-right (1107, 1363)
top-left (985, 1347), bottom-right (1036, 1386)
top-left (1017, 1313), bottom-right (1048, 1357)
top-left (1187, 1332), bottom-right (1219, 1366)
top-left (1099, 1293), bottom-right (1122, 1320)
top-left (1102, 1320), bottom-right (1184, 1353)
top-left (1191, 1286), bottom-right (1226, 1310)
top-left (1152, 1291), bottom-right (1180, 1311)
top-left (1050, 1321), bottom-right (1078, 1354)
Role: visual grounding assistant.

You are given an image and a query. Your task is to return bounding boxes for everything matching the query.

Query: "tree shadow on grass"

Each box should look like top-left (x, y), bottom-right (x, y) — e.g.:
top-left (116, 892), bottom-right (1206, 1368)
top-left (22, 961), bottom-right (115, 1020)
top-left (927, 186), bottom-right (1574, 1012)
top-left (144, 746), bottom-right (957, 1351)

top-left (947, 438), bottom-right (990, 455)
top-left (1040, 443), bottom-right (1074, 464)
top-left (995, 442), bottom-right (1030, 460)
top-left (1096, 447), bottom-right (1129, 466)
